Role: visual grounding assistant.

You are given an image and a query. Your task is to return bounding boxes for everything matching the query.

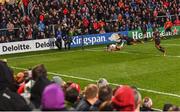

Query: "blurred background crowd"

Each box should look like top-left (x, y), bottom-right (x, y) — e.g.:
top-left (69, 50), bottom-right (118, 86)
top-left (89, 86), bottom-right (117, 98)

top-left (0, 60), bottom-right (179, 111)
top-left (0, 0), bottom-right (179, 43)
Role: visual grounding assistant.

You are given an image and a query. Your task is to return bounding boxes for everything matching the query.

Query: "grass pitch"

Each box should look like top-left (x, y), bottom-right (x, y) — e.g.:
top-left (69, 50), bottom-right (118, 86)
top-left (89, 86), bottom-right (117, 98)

top-left (1, 37), bottom-right (180, 109)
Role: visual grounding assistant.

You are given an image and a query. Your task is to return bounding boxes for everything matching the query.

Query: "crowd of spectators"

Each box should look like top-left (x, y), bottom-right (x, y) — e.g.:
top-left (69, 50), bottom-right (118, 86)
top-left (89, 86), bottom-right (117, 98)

top-left (0, 0), bottom-right (179, 43)
top-left (0, 59), bottom-right (179, 111)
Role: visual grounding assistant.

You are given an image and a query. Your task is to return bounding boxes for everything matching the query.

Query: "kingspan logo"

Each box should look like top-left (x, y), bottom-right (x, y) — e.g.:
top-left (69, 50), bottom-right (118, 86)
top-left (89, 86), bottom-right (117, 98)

top-left (72, 35), bottom-right (107, 46)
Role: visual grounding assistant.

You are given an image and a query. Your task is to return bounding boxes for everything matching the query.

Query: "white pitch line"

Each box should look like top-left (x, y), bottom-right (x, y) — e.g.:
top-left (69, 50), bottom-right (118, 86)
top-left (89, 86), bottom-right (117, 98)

top-left (4, 43), bottom-right (180, 60)
top-left (4, 50), bottom-right (79, 60)
top-left (4, 48), bottom-right (103, 60)
top-left (85, 48), bottom-right (180, 58)
top-left (163, 43), bottom-right (180, 46)
top-left (11, 66), bottom-right (180, 98)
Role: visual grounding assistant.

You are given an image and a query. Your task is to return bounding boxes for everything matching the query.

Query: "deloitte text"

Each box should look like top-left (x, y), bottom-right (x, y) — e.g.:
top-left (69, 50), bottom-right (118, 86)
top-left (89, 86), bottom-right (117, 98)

top-left (35, 41), bottom-right (55, 48)
top-left (2, 44), bottom-right (30, 52)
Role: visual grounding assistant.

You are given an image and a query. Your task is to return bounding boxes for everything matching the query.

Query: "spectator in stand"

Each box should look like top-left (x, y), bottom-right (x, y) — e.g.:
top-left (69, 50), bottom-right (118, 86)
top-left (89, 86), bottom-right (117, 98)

top-left (30, 64), bottom-right (52, 109)
top-left (0, 0), bottom-right (179, 42)
top-left (25, 24), bottom-right (33, 40)
top-left (41, 83), bottom-right (66, 111)
top-left (174, 16), bottom-right (180, 26)
top-left (6, 20), bottom-right (14, 42)
top-left (99, 101), bottom-right (113, 111)
top-left (163, 103), bottom-right (180, 111)
top-left (38, 21), bottom-right (45, 38)
top-left (97, 78), bottom-right (109, 88)
top-left (52, 76), bottom-right (66, 87)
top-left (76, 84), bottom-right (99, 111)
top-left (112, 85), bottom-right (141, 112)
top-left (65, 85), bottom-right (79, 110)
top-left (89, 85), bottom-right (113, 111)
top-left (141, 97), bottom-right (154, 111)
top-left (164, 18), bottom-right (173, 34)
top-left (0, 60), bottom-right (31, 110)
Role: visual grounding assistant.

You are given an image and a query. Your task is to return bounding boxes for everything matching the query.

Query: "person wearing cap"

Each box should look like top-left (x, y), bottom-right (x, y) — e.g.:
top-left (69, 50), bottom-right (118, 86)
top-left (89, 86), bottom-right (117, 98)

top-left (112, 85), bottom-right (141, 112)
top-left (65, 86), bottom-right (80, 110)
top-left (41, 83), bottom-right (66, 111)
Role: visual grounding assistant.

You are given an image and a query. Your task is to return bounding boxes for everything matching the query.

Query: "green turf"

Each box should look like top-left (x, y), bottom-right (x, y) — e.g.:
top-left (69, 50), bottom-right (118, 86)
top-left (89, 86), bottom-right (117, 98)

top-left (1, 37), bottom-right (180, 109)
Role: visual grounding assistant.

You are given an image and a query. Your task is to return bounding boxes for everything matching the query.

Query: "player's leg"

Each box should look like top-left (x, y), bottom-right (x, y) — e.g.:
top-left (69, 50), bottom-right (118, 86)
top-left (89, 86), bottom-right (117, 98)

top-left (155, 44), bottom-right (166, 56)
top-left (120, 40), bottom-right (127, 47)
top-left (143, 32), bottom-right (147, 42)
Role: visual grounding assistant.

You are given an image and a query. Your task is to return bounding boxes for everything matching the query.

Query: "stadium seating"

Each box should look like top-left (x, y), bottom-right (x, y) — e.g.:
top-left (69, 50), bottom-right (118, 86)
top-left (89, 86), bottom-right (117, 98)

top-left (0, 0), bottom-right (179, 42)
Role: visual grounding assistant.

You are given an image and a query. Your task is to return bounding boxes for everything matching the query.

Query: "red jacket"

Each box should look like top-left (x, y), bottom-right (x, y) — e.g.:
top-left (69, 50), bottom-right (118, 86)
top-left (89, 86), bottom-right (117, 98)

top-left (80, 0), bottom-right (85, 5)
top-left (99, 21), bottom-right (105, 28)
top-left (82, 18), bottom-right (89, 28)
top-left (174, 19), bottom-right (180, 26)
top-left (164, 21), bottom-right (173, 29)
top-left (22, 0), bottom-right (29, 7)
top-left (93, 22), bottom-right (100, 30)
top-left (17, 83), bottom-right (25, 94)
top-left (63, 8), bottom-right (69, 15)
top-left (71, 9), bottom-right (76, 14)
top-left (39, 15), bottom-right (44, 22)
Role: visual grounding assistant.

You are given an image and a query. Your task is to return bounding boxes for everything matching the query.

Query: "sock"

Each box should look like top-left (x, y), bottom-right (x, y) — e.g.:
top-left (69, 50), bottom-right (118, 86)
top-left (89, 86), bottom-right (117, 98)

top-left (120, 41), bottom-right (124, 47)
top-left (159, 46), bottom-right (165, 53)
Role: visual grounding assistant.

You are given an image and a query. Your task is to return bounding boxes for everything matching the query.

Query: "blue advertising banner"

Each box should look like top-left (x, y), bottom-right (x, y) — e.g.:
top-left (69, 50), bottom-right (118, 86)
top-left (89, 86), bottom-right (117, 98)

top-left (71, 31), bottom-right (128, 47)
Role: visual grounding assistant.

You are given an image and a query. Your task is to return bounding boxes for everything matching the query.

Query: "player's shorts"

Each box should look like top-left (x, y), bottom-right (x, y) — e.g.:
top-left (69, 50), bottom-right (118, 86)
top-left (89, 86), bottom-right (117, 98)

top-left (155, 39), bottom-right (160, 45)
top-left (110, 44), bottom-right (116, 49)
top-left (165, 28), bottom-right (172, 32)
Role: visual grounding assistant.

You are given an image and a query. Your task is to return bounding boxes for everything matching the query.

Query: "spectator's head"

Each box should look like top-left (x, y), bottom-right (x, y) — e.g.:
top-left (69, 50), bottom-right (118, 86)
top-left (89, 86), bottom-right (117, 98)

top-left (0, 60), bottom-right (17, 92)
top-left (69, 83), bottom-right (81, 94)
top-left (112, 85), bottom-right (136, 111)
top-left (163, 104), bottom-right (180, 111)
top-left (163, 103), bottom-right (173, 111)
top-left (15, 72), bottom-right (26, 84)
top-left (97, 78), bottom-right (109, 88)
top-left (65, 86), bottom-right (79, 104)
top-left (41, 83), bottom-right (65, 111)
top-left (98, 85), bottom-right (113, 102)
top-left (32, 64), bottom-right (47, 81)
top-left (142, 97), bottom-right (153, 109)
top-left (84, 84), bottom-right (98, 100)
top-left (133, 87), bottom-right (142, 112)
top-left (52, 76), bottom-right (65, 86)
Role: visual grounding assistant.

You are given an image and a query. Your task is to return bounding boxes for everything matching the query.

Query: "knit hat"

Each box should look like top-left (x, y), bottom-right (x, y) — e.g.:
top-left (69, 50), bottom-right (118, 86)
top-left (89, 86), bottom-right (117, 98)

top-left (69, 83), bottom-right (81, 93)
top-left (41, 83), bottom-right (65, 110)
top-left (112, 85), bottom-right (135, 111)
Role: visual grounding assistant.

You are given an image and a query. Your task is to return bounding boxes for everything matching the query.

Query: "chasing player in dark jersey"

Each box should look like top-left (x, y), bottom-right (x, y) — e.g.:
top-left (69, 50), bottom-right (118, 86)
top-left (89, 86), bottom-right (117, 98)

top-left (153, 28), bottom-right (166, 56)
